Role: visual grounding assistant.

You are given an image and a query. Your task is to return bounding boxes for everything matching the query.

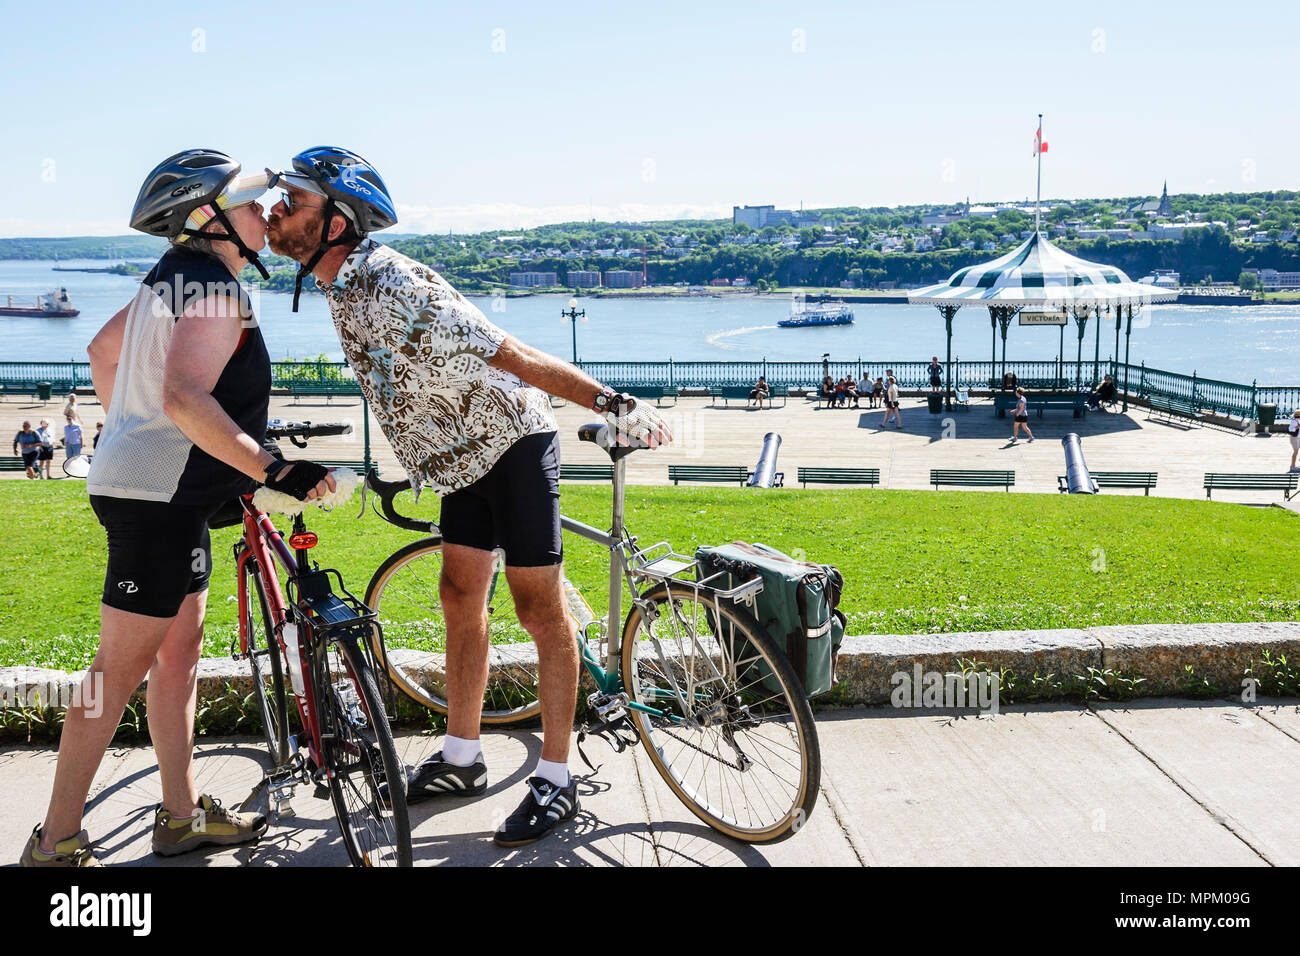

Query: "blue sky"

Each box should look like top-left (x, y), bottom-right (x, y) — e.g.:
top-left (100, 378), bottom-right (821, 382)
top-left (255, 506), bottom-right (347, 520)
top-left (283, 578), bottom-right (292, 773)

top-left (1, 0), bottom-right (1297, 237)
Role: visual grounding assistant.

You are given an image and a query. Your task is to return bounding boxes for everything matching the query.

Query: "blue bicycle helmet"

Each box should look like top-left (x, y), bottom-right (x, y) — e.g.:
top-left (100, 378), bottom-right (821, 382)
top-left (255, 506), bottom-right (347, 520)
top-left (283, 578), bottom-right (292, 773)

top-left (273, 146), bottom-right (397, 309)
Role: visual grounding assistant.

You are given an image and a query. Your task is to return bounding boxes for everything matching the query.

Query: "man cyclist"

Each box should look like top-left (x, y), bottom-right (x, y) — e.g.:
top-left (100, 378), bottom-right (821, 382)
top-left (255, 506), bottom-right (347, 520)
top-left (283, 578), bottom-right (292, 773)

top-left (267, 146), bottom-right (672, 846)
top-left (21, 150), bottom-right (334, 867)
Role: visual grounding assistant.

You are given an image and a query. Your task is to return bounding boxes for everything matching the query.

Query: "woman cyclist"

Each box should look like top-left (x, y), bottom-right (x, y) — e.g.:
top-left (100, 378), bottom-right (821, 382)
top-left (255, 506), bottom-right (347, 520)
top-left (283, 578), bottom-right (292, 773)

top-left (21, 150), bottom-right (334, 867)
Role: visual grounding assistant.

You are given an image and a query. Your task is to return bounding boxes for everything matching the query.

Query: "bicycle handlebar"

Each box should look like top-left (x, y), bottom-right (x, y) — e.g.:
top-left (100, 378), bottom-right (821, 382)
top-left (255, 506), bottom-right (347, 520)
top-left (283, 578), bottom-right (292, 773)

top-left (265, 419), bottom-right (353, 448)
top-left (365, 470), bottom-right (438, 535)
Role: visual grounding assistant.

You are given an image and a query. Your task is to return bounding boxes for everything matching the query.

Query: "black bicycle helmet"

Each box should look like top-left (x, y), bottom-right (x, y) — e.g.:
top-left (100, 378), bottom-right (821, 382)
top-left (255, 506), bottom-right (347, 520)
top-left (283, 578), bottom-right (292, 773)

top-left (129, 149), bottom-right (270, 279)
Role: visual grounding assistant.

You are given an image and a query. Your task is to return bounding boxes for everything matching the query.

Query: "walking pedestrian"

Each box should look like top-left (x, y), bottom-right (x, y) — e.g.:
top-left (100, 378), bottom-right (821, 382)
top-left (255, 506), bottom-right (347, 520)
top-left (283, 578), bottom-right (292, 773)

top-left (1288, 409), bottom-right (1300, 472)
top-left (35, 419), bottom-right (56, 479)
top-left (63, 412), bottom-right (84, 460)
top-left (12, 421), bottom-right (41, 479)
top-left (882, 375), bottom-right (902, 428)
top-left (1010, 387), bottom-right (1035, 443)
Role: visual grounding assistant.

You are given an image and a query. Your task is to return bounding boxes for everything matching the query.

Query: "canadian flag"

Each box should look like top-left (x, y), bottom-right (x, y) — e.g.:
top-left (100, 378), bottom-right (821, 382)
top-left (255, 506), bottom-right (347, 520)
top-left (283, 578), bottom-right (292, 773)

top-left (1033, 128), bottom-right (1049, 156)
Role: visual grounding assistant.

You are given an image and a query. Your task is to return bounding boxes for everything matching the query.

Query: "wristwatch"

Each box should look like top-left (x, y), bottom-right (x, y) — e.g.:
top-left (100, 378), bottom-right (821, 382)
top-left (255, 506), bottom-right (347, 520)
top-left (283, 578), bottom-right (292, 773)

top-left (264, 457), bottom-right (288, 479)
top-left (592, 387), bottom-right (619, 414)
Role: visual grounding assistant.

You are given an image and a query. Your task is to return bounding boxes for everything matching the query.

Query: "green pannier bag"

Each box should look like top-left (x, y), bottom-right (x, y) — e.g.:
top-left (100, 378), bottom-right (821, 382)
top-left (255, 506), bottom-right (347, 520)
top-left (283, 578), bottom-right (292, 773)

top-left (695, 541), bottom-right (846, 699)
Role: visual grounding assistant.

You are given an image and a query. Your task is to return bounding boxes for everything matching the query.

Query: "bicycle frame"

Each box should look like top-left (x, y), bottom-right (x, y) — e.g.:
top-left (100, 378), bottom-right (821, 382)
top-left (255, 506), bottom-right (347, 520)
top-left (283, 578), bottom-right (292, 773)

top-left (235, 495), bottom-right (327, 772)
top-left (559, 449), bottom-right (763, 721)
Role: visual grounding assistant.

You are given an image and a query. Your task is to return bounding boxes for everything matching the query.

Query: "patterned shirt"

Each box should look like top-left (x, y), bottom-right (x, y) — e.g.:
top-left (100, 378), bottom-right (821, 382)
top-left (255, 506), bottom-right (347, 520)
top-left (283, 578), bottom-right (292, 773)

top-left (318, 239), bottom-right (557, 498)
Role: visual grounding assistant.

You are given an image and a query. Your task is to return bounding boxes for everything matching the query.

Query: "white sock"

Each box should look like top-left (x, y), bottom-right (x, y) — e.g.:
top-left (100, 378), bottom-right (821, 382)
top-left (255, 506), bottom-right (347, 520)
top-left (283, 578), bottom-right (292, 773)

top-left (441, 734), bottom-right (482, 767)
top-left (534, 758), bottom-right (570, 788)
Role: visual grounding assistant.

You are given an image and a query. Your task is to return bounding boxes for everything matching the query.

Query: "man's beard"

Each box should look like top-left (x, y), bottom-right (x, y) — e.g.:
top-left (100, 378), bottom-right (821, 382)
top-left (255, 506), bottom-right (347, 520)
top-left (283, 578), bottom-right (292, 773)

top-left (267, 216), bottom-right (320, 264)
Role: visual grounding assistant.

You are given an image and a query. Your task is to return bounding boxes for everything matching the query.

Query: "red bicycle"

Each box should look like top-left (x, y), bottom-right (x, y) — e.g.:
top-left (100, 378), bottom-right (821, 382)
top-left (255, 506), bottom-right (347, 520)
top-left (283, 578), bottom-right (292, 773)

top-left (232, 419), bottom-right (411, 867)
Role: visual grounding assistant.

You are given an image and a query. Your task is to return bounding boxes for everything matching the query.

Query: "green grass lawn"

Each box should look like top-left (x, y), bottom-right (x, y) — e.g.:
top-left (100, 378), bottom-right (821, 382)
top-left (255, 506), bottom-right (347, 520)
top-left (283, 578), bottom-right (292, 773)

top-left (3, 481), bottom-right (1298, 671)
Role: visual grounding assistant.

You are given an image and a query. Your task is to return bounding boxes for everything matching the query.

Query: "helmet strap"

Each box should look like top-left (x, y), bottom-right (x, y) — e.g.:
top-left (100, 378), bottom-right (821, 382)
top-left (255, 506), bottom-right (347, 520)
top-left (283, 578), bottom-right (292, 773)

top-left (291, 198), bottom-right (354, 312)
top-left (181, 206), bottom-right (271, 281)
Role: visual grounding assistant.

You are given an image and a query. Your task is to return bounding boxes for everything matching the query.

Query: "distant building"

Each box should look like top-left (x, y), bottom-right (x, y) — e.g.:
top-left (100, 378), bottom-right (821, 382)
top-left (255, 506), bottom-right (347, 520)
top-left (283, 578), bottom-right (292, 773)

top-left (1076, 228), bottom-right (1134, 240)
top-left (709, 278), bottom-right (731, 286)
top-left (567, 270), bottom-right (601, 288)
top-left (603, 270), bottom-right (644, 288)
top-left (509, 271), bottom-right (558, 288)
top-left (733, 205), bottom-right (795, 229)
top-left (1257, 269), bottom-right (1300, 290)
top-left (1131, 181), bottom-right (1173, 217)
top-left (732, 277), bottom-right (749, 287)
top-left (1145, 222), bottom-right (1213, 241)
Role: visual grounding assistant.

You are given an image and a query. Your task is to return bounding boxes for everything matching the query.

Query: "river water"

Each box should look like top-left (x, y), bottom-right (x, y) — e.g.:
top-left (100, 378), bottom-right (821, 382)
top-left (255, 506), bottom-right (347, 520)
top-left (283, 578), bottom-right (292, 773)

top-left (2, 259), bottom-right (1295, 385)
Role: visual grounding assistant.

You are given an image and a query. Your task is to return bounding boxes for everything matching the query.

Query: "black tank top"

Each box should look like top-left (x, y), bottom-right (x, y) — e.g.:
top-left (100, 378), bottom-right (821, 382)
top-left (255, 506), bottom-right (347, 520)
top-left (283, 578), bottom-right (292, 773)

top-left (150, 248), bottom-right (270, 505)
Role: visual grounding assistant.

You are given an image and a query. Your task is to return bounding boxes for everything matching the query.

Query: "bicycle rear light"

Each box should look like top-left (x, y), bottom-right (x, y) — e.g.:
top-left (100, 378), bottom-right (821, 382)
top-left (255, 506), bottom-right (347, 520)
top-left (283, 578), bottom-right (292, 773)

top-left (289, 532), bottom-right (318, 550)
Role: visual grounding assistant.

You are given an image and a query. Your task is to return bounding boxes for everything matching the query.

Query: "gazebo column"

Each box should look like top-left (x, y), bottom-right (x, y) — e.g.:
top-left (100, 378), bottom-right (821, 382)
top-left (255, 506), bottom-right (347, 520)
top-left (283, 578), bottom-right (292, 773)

top-left (990, 312), bottom-right (997, 387)
top-left (1113, 305), bottom-right (1122, 383)
top-left (934, 304), bottom-right (961, 411)
top-left (1122, 304), bottom-right (1136, 412)
top-left (988, 306), bottom-right (1017, 387)
top-left (1071, 306), bottom-right (1090, 388)
top-left (1093, 305), bottom-right (1106, 386)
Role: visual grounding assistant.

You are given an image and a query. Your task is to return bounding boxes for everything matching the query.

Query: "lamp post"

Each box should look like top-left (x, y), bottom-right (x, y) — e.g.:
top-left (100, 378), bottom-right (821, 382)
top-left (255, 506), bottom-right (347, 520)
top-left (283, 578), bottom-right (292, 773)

top-left (561, 298), bottom-right (586, 364)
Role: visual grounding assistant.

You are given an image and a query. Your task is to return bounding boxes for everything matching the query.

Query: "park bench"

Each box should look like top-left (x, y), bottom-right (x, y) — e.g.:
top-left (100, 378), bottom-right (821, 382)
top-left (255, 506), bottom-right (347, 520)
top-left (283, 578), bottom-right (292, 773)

top-left (994, 393), bottom-right (1086, 418)
top-left (708, 387), bottom-right (729, 407)
top-left (0, 380), bottom-right (75, 402)
top-left (288, 382), bottom-right (363, 404)
top-left (1057, 471), bottom-right (1158, 495)
top-left (749, 385), bottom-right (788, 408)
top-left (560, 463), bottom-right (614, 482)
top-left (1, 456), bottom-right (30, 471)
top-left (657, 386), bottom-right (679, 407)
top-left (668, 465), bottom-right (750, 486)
top-left (1147, 395), bottom-right (1204, 426)
top-left (797, 467), bottom-right (880, 488)
top-left (1203, 473), bottom-right (1298, 500)
top-left (931, 469), bottom-right (1015, 491)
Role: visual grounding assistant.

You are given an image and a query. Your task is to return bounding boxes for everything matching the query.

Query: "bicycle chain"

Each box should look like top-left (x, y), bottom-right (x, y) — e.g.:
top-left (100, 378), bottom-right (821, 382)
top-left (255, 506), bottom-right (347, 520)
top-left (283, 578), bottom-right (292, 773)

top-left (654, 717), bottom-right (750, 771)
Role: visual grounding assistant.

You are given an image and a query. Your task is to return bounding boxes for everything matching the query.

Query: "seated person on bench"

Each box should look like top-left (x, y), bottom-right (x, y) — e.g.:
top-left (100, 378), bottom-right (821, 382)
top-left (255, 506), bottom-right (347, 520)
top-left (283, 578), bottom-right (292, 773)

top-left (748, 375), bottom-right (771, 408)
top-left (1086, 374), bottom-right (1116, 410)
top-left (820, 376), bottom-right (837, 405)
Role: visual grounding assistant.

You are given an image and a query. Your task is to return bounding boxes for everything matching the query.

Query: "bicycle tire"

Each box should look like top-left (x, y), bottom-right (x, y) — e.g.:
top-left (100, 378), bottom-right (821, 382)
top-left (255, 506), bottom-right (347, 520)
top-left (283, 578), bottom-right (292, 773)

top-left (319, 635), bottom-right (412, 867)
top-left (620, 583), bottom-right (820, 843)
top-left (244, 559), bottom-right (289, 767)
top-left (364, 537), bottom-right (543, 725)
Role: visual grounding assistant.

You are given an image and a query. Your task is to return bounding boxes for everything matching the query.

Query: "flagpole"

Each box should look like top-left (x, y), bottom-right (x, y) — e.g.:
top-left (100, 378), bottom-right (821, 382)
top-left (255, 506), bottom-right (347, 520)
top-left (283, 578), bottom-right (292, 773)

top-left (1035, 113), bottom-right (1043, 234)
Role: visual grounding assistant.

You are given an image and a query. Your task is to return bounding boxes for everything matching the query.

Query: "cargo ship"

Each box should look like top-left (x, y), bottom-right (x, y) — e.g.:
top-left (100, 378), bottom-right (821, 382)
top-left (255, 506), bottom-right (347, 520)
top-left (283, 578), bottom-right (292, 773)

top-left (779, 302), bottom-right (854, 328)
top-left (0, 288), bottom-right (79, 317)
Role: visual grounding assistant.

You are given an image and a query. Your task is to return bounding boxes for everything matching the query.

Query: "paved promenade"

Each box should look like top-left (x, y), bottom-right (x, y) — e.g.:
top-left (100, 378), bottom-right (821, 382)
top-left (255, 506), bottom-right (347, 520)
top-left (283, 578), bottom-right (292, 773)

top-left (6, 391), bottom-right (1297, 505)
top-left (2, 699), bottom-right (1297, 866)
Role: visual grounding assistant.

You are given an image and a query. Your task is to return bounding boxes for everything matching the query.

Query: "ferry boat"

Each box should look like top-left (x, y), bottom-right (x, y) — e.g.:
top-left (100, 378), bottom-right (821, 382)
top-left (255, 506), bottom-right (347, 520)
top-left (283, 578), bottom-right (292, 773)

top-left (779, 301), bottom-right (854, 328)
top-left (0, 288), bottom-right (79, 317)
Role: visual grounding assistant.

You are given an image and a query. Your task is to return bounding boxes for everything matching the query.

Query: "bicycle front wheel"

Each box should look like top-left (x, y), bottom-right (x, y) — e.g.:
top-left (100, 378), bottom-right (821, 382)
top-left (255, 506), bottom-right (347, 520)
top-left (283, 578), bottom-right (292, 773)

top-left (364, 537), bottom-right (542, 725)
top-left (621, 584), bottom-right (820, 843)
top-left (244, 559), bottom-right (289, 767)
top-left (319, 635), bottom-right (412, 867)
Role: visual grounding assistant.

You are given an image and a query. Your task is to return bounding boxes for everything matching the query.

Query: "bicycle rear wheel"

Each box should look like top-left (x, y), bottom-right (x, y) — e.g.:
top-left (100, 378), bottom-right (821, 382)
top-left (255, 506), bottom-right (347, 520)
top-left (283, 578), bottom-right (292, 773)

top-left (243, 559), bottom-right (289, 767)
top-left (319, 635), bottom-right (412, 867)
top-left (621, 583), bottom-right (820, 843)
top-left (364, 537), bottom-right (542, 724)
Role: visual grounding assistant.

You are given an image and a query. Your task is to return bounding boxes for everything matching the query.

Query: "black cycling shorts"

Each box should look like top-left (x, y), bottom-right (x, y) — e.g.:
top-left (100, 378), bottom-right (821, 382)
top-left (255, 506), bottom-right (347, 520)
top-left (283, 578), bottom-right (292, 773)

top-left (90, 495), bottom-right (221, 618)
top-left (439, 431), bottom-right (562, 568)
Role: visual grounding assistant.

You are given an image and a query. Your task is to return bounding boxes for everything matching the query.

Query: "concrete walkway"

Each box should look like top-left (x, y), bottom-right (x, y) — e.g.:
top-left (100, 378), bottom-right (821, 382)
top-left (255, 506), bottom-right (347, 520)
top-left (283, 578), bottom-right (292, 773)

top-left (3, 698), bottom-right (1297, 866)
top-left (8, 391), bottom-right (1296, 504)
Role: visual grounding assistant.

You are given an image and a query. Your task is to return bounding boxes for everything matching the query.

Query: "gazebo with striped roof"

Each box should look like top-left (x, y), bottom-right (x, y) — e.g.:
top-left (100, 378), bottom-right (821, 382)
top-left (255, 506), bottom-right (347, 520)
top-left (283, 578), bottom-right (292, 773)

top-left (908, 114), bottom-right (1177, 411)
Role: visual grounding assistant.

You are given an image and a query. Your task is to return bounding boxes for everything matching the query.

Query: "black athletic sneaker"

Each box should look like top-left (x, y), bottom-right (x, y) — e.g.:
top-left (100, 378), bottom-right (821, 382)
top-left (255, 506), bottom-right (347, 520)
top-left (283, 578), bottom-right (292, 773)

top-left (380, 750), bottom-right (487, 807)
top-left (493, 776), bottom-right (580, 847)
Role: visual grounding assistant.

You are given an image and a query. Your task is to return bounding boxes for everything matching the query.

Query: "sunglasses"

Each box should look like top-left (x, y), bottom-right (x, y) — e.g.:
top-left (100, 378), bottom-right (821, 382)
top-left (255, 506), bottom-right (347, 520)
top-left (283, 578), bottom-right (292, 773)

top-left (278, 190), bottom-right (326, 215)
top-left (266, 171), bottom-right (325, 214)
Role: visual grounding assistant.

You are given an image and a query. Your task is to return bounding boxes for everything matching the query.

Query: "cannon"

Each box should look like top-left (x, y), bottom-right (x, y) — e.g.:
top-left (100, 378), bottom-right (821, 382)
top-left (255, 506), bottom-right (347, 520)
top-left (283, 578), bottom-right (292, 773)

top-left (746, 432), bottom-right (784, 488)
